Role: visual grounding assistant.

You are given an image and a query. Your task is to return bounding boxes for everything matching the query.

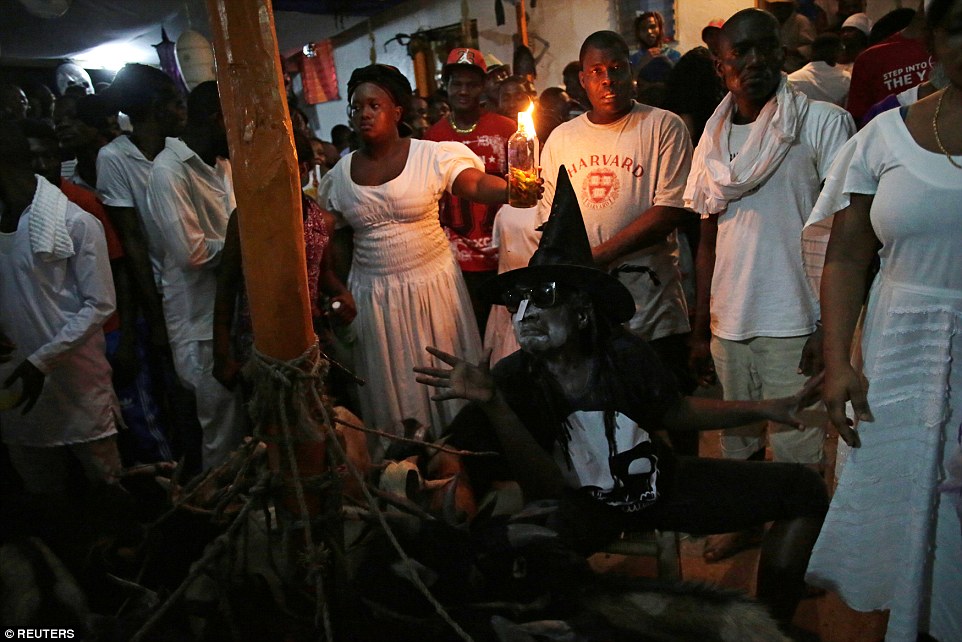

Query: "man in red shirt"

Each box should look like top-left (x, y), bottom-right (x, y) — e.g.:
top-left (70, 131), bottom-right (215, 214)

top-left (845, 3), bottom-right (932, 125)
top-left (424, 48), bottom-right (517, 335)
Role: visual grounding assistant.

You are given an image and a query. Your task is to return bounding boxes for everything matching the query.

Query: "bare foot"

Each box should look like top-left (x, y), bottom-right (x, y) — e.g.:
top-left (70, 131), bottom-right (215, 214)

top-left (703, 527), bottom-right (764, 563)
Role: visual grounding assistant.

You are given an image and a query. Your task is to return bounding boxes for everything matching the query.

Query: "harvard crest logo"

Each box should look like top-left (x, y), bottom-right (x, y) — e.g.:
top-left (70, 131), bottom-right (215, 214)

top-left (581, 168), bottom-right (620, 209)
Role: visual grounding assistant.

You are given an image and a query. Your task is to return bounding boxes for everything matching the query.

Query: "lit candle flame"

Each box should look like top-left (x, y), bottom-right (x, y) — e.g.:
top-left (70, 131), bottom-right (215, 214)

top-left (518, 101), bottom-right (536, 137)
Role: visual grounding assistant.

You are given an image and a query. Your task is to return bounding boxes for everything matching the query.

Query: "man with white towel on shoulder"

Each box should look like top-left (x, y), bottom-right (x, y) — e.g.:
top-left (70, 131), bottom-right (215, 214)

top-left (686, 8), bottom-right (854, 561)
top-left (0, 120), bottom-right (122, 495)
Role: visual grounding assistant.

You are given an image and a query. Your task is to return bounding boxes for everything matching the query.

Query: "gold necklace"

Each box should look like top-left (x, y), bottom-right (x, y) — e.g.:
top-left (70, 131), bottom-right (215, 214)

top-left (932, 87), bottom-right (962, 170)
top-left (448, 114), bottom-right (479, 135)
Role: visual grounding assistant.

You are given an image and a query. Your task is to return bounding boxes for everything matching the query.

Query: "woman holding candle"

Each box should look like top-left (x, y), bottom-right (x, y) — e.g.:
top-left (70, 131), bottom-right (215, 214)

top-left (318, 64), bottom-right (510, 447)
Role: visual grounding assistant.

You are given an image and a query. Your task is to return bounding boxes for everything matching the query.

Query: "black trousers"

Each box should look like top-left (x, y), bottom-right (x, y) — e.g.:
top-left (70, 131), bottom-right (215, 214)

top-left (552, 455), bottom-right (829, 554)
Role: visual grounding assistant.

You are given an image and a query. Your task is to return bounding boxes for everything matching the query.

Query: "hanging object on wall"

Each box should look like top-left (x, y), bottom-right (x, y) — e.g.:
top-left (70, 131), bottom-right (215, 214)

top-left (497, 0), bottom-right (537, 30)
top-left (154, 28), bottom-right (190, 95)
top-left (176, 29), bottom-right (216, 91)
top-left (16, 0), bottom-right (71, 19)
top-left (368, 20), bottom-right (377, 64)
top-left (461, 0), bottom-right (472, 45)
top-left (516, 0), bottom-right (529, 47)
top-left (514, 44), bottom-right (536, 79)
top-left (298, 40), bottom-right (340, 105)
top-left (384, 31), bottom-right (445, 97)
top-left (409, 34), bottom-right (436, 97)
top-left (54, 62), bottom-right (93, 96)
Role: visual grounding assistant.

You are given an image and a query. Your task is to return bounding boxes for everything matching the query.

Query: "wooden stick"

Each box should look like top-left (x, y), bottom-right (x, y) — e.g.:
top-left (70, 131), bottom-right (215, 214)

top-left (516, 0), bottom-right (529, 48)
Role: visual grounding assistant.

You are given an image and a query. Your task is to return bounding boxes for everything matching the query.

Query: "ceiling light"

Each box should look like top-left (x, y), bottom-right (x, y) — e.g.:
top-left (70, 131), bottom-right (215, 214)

top-left (73, 42), bottom-right (156, 71)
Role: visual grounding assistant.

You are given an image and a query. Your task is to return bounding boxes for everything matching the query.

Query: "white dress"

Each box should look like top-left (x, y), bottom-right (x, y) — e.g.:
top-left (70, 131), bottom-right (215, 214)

top-left (804, 108), bottom-right (962, 642)
top-left (482, 204), bottom-right (541, 367)
top-left (320, 139), bottom-right (483, 439)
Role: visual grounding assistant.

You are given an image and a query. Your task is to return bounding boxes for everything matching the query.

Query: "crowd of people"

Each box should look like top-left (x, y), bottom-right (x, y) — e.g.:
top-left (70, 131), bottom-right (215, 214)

top-left (0, 0), bottom-right (960, 639)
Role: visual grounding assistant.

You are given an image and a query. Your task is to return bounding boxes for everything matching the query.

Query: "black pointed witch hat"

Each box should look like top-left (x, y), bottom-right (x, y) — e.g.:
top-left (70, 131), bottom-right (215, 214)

top-left (480, 165), bottom-right (635, 323)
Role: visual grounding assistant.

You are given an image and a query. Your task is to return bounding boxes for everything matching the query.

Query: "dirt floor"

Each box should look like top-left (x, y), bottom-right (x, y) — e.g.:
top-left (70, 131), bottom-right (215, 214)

top-left (587, 393), bottom-right (891, 642)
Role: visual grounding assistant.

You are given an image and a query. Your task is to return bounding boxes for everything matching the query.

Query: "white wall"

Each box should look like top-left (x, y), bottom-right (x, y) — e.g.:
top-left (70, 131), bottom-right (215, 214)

top-left (523, 0), bottom-right (616, 90)
top-left (865, 0), bottom-right (908, 22)
top-left (291, 0), bottom-right (616, 137)
top-left (274, 11), bottom-right (364, 54)
top-left (675, 0), bottom-right (752, 53)
top-left (282, 0), bottom-right (912, 138)
top-left (673, 0), bottom-right (909, 56)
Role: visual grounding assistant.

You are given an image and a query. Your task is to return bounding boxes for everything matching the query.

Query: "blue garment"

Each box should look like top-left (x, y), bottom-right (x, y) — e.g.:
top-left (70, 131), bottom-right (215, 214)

top-left (104, 321), bottom-right (173, 464)
top-left (630, 46), bottom-right (681, 83)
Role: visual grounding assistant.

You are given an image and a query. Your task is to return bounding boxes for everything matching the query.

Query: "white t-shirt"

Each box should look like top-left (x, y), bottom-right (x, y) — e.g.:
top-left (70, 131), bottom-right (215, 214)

top-left (483, 205), bottom-right (541, 365)
top-left (0, 185), bottom-right (119, 446)
top-left (788, 61), bottom-right (852, 107)
top-left (707, 99), bottom-right (854, 340)
top-left (145, 138), bottom-right (235, 346)
top-left (554, 411), bottom-right (659, 513)
top-left (539, 103), bottom-right (692, 341)
top-left (96, 134), bottom-right (163, 283)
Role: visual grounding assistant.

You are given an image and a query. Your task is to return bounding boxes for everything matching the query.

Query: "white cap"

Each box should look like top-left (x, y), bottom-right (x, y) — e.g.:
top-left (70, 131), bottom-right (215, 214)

top-left (841, 13), bottom-right (873, 36)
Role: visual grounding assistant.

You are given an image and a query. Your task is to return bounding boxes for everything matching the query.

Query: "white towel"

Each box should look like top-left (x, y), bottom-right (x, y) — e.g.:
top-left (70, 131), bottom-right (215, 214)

top-left (28, 175), bottom-right (74, 262)
top-left (684, 75), bottom-right (810, 215)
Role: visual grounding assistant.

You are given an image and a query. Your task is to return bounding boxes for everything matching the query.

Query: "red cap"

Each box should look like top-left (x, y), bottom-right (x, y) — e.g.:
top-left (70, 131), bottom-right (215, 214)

top-left (701, 19), bottom-right (725, 40)
top-left (442, 48), bottom-right (487, 78)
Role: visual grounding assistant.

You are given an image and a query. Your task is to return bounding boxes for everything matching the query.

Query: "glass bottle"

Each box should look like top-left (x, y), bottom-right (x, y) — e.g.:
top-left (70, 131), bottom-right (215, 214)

top-left (507, 107), bottom-right (539, 208)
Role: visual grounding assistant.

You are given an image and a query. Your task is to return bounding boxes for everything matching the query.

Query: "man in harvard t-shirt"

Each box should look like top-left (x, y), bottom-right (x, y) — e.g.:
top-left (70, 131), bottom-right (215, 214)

top-left (424, 48), bottom-right (517, 335)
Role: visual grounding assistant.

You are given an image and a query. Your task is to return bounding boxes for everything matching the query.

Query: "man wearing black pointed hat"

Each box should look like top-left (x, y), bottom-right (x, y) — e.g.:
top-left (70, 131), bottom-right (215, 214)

top-left (415, 166), bottom-right (829, 626)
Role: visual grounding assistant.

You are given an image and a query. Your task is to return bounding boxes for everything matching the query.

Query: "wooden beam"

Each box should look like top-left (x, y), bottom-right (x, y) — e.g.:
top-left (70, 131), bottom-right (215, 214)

top-left (206, 0), bottom-right (314, 362)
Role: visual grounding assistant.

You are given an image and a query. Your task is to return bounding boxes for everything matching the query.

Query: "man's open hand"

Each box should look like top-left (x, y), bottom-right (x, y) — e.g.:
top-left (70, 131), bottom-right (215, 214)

top-left (4, 360), bottom-right (46, 415)
top-left (414, 346), bottom-right (496, 403)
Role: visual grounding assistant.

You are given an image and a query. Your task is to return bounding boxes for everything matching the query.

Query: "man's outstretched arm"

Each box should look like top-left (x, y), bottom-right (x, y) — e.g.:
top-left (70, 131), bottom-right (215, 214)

top-left (415, 346), bottom-right (566, 501)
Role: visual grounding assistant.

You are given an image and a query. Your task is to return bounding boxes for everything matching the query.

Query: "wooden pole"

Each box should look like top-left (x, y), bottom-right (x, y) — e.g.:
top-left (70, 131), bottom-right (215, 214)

top-left (205, 0), bottom-right (313, 363)
top-left (205, 3), bottom-right (338, 634)
top-left (515, 0), bottom-right (529, 48)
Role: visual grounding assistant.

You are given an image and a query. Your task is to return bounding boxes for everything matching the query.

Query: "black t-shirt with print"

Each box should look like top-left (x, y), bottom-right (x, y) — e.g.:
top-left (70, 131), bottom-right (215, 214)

top-left (446, 328), bottom-right (682, 512)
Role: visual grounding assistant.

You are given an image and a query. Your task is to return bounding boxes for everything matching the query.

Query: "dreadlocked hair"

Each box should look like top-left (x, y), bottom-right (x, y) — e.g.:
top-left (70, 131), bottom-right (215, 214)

top-left (523, 290), bottom-right (623, 469)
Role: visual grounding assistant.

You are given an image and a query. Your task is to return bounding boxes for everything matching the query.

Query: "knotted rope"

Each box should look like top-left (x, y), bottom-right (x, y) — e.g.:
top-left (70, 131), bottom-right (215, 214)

top-left (248, 342), bottom-right (474, 641)
top-left (248, 342), bottom-right (335, 640)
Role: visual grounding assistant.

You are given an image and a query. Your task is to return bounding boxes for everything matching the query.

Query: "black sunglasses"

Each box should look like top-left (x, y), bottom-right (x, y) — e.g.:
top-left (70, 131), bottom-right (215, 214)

top-left (502, 281), bottom-right (561, 313)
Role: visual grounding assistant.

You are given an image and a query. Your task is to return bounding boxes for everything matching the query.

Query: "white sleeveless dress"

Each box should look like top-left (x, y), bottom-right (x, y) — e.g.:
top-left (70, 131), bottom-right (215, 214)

top-left (320, 139), bottom-right (483, 440)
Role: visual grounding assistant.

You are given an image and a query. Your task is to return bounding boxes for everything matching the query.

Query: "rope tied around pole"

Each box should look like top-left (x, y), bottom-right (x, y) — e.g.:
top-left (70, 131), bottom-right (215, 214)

top-left (311, 390), bottom-right (475, 641)
top-left (248, 341), bottom-right (336, 640)
top-left (248, 342), bottom-right (474, 641)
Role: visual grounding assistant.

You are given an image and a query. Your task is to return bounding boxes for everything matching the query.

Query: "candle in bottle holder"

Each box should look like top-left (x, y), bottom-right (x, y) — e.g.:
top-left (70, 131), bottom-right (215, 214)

top-left (507, 102), bottom-right (539, 208)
